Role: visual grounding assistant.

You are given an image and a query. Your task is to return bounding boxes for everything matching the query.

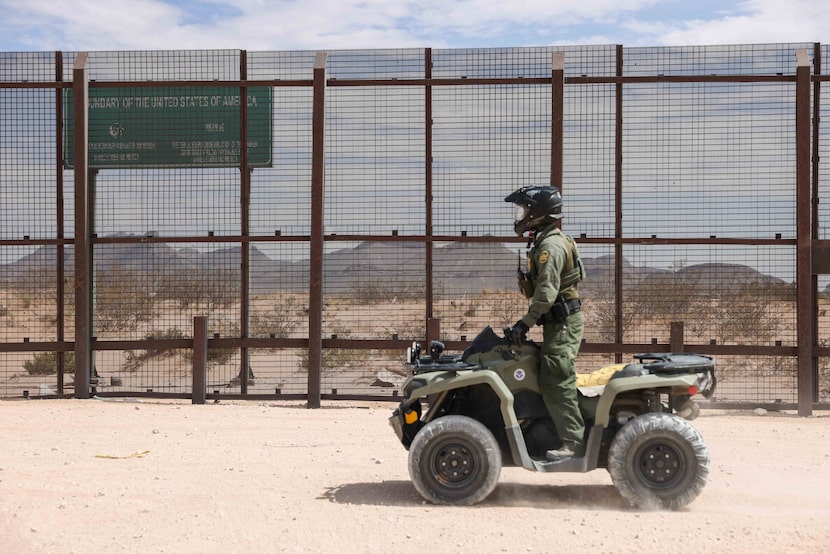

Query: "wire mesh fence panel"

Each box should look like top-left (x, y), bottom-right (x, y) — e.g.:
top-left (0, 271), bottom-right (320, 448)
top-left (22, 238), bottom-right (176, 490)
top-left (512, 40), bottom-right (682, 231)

top-left (1, 51), bottom-right (56, 81)
top-left (249, 242), bottom-right (309, 339)
top-left (622, 81), bottom-right (796, 239)
top-left (322, 241), bottom-right (426, 341)
top-left (432, 84), bottom-right (551, 235)
top-left (432, 241), bottom-right (523, 342)
top-left (577, 243), bottom-right (617, 344)
top-left (710, 354), bottom-right (797, 404)
top-left (94, 169), bottom-right (241, 238)
top-left (0, 66), bottom-right (62, 346)
top-left (248, 50), bottom-right (316, 81)
top-left (246, 347), bottom-right (308, 396)
top-left (327, 49), bottom-right (425, 80)
top-left (820, 295), bottom-right (829, 402)
top-left (250, 87), bottom-right (313, 237)
top-left (319, 349), bottom-right (405, 397)
top-left (563, 82), bottom-right (617, 239)
top-left (96, 348), bottom-right (194, 395)
top-left (0, 88), bottom-right (58, 241)
top-left (206, 348), bottom-right (242, 393)
top-left (431, 46), bottom-right (615, 79)
top-left (430, 48), bottom-right (575, 235)
top-left (326, 86), bottom-right (426, 235)
top-left (93, 242), bottom-right (241, 341)
top-left (0, 351), bottom-right (67, 398)
top-left (0, 245), bottom-right (59, 342)
top-left (623, 43), bottom-right (813, 77)
top-left (822, 46), bottom-right (830, 243)
top-left (819, 40), bottom-right (830, 395)
top-left (621, 244), bottom-right (797, 347)
top-left (73, 50), bottom-right (240, 81)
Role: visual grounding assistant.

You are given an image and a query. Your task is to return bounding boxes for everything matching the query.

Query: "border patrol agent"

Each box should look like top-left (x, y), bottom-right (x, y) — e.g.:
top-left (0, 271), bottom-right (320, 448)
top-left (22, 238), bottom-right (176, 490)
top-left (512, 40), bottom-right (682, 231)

top-left (505, 185), bottom-right (586, 462)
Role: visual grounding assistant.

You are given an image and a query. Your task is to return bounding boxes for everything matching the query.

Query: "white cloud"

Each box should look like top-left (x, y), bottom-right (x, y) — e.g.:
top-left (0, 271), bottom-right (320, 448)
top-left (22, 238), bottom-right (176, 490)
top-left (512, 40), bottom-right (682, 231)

top-left (654, 0), bottom-right (830, 45)
top-left (0, 0), bottom-right (666, 51)
top-left (0, 0), bottom-right (828, 52)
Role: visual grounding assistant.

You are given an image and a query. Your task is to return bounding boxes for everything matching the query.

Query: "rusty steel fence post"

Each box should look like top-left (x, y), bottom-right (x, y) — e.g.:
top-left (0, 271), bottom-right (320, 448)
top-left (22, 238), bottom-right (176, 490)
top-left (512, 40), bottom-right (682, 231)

top-left (307, 51), bottom-right (327, 409)
top-left (192, 316), bottom-right (208, 404)
top-left (614, 44), bottom-right (624, 364)
top-left (239, 49), bottom-right (251, 394)
top-left (811, 44), bottom-right (823, 405)
top-left (55, 51), bottom-right (66, 395)
top-left (72, 52), bottom-right (92, 399)
top-left (670, 322), bottom-right (685, 353)
top-left (551, 52), bottom-right (564, 191)
top-left (425, 48), bottom-right (434, 333)
top-left (795, 48), bottom-right (815, 416)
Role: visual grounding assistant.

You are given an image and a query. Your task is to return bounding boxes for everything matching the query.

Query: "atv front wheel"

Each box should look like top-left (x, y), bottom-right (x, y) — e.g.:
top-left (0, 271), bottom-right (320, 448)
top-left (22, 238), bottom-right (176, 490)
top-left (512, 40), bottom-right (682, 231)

top-left (408, 415), bottom-right (502, 506)
top-left (608, 412), bottom-right (709, 510)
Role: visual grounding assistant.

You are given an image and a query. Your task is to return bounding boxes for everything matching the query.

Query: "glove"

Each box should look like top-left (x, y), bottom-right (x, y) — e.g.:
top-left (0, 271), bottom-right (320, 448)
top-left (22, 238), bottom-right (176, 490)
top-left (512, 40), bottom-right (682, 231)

top-left (508, 320), bottom-right (529, 347)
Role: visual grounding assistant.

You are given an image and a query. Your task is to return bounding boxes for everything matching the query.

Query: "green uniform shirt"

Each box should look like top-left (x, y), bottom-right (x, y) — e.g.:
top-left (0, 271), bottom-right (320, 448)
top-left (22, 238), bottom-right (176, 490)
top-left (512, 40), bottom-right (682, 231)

top-left (520, 224), bottom-right (580, 328)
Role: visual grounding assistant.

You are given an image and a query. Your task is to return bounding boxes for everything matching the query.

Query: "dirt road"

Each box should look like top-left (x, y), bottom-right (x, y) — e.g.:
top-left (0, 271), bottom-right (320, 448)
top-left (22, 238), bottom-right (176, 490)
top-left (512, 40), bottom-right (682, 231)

top-left (1, 399), bottom-right (828, 553)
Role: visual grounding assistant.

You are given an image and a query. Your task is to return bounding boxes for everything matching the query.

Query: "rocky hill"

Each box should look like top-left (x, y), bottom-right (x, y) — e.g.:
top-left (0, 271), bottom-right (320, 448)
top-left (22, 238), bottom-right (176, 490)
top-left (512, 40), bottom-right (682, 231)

top-left (0, 238), bottom-right (793, 298)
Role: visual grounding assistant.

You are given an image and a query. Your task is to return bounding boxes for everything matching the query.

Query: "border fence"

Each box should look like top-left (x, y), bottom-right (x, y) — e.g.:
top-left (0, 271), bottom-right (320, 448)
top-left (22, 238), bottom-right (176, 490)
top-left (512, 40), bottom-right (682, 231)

top-left (0, 44), bottom-right (827, 413)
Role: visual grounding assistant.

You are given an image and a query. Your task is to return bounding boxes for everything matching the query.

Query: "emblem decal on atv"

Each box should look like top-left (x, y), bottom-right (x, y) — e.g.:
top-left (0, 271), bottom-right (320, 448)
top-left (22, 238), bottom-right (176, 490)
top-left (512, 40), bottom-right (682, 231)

top-left (513, 368), bottom-right (526, 381)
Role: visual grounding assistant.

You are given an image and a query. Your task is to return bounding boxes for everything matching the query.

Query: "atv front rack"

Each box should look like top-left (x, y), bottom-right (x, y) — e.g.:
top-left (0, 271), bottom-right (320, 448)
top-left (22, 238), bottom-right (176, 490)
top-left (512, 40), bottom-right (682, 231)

top-left (406, 340), bottom-right (475, 373)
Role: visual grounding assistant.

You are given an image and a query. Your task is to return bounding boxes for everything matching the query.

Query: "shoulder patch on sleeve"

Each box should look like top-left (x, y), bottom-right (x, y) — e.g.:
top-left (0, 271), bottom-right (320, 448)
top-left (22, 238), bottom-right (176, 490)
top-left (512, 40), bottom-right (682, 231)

top-left (538, 250), bottom-right (550, 264)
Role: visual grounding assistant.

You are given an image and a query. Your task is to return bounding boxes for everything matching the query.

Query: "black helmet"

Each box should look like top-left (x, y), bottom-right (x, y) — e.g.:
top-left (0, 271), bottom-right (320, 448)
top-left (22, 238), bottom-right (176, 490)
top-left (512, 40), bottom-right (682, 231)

top-left (504, 185), bottom-right (563, 235)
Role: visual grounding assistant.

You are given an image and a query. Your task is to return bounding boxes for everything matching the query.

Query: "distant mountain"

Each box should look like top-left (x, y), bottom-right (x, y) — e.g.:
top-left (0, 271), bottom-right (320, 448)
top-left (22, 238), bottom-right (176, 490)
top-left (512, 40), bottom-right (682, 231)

top-left (0, 236), bottom-right (793, 299)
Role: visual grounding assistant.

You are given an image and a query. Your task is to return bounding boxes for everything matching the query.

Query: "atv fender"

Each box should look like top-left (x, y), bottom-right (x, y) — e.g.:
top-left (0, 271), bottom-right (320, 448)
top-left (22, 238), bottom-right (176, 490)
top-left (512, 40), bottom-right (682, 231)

top-left (594, 373), bottom-right (703, 427)
top-left (406, 369), bottom-right (541, 467)
top-left (407, 370), bottom-right (521, 427)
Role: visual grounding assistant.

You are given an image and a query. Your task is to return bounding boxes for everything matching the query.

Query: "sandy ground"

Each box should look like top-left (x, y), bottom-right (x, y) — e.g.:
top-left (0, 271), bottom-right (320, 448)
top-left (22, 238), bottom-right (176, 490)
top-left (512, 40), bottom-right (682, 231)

top-left (1, 399), bottom-right (829, 554)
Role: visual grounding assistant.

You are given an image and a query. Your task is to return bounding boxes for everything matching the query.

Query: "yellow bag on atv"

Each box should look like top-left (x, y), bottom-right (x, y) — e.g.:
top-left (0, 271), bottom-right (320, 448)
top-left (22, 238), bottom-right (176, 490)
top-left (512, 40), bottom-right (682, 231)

top-left (576, 363), bottom-right (626, 387)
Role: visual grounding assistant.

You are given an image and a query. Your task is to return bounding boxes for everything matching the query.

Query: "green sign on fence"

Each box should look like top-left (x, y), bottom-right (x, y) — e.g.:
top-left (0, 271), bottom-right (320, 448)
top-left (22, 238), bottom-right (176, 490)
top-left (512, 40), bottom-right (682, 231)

top-left (64, 86), bottom-right (273, 168)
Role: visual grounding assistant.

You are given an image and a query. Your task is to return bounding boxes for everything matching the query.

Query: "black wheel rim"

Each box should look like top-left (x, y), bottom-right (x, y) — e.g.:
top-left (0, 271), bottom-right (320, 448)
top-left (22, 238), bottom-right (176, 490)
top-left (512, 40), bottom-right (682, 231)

top-left (635, 442), bottom-right (685, 488)
top-left (431, 440), bottom-right (478, 488)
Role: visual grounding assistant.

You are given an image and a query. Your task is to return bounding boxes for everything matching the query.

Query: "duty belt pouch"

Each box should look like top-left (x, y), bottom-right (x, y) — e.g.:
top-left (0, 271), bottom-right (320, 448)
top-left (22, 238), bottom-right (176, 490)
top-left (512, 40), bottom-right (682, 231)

top-left (537, 297), bottom-right (581, 325)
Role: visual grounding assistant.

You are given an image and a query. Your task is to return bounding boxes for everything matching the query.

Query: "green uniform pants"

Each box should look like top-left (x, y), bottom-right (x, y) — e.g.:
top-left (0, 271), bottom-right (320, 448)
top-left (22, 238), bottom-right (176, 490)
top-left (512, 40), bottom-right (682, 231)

top-left (539, 311), bottom-right (585, 450)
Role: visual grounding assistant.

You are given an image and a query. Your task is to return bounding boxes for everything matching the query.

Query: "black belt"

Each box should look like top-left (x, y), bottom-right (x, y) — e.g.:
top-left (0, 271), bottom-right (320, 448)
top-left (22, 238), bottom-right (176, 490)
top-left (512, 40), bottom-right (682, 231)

top-left (537, 297), bottom-right (581, 325)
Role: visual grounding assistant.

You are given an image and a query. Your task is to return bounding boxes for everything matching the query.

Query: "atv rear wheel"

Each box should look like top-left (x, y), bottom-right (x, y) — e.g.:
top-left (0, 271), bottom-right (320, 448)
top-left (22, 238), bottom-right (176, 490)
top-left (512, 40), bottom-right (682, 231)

top-left (608, 412), bottom-right (709, 510)
top-left (408, 415), bottom-right (502, 506)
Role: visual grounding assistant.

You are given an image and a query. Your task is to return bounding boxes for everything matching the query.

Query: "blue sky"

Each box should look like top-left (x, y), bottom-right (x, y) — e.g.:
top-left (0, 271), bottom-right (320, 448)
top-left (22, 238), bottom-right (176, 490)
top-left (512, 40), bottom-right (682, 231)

top-left (0, 0), bottom-right (828, 52)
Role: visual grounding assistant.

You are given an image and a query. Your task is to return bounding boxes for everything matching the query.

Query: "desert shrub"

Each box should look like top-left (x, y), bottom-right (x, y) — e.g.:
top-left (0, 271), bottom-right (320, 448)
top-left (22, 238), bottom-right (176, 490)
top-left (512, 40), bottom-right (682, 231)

top-left (250, 295), bottom-right (303, 339)
top-left (123, 328), bottom-right (185, 371)
top-left (386, 317), bottom-right (425, 341)
top-left (351, 279), bottom-right (425, 305)
top-left (123, 327), bottom-right (237, 371)
top-left (180, 344), bottom-right (236, 366)
top-left (24, 351), bottom-right (75, 375)
top-left (297, 325), bottom-right (363, 374)
top-left (95, 267), bottom-right (158, 333)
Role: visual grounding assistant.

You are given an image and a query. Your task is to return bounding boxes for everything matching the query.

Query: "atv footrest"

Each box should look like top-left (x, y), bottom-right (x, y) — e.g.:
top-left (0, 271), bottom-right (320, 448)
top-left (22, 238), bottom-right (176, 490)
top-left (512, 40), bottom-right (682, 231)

top-left (533, 456), bottom-right (593, 473)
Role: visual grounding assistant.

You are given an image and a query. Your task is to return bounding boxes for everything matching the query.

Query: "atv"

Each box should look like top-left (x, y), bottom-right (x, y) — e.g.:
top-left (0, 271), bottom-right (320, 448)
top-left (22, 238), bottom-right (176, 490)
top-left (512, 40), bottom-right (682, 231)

top-left (389, 326), bottom-right (716, 509)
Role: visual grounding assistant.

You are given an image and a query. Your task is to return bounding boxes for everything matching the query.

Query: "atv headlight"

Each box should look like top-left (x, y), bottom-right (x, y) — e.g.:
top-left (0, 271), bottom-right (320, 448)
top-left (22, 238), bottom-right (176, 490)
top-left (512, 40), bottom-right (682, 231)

top-left (406, 342), bottom-right (421, 365)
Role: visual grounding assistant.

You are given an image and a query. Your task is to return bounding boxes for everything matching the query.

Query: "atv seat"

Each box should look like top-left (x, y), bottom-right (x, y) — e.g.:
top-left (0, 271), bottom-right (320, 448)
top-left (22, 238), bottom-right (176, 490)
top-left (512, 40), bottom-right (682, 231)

top-left (576, 353), bottom-right (715, 391)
